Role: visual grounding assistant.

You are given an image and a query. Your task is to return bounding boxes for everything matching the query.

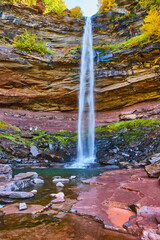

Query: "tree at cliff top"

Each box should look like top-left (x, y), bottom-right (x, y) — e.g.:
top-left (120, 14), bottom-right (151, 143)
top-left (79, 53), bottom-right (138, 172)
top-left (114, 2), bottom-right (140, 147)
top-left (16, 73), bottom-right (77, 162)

top-left (140, 0), bottom-right (160, 42)
top-left (139, 0), bottom-right (160, 10)
top-left (1, 0), bottom-right (36, 6)
top-left (42, 0), bottom-right (66, 16)
top-left (98, 0), bottom-right (116, 12)
top-left (70, 6), bottom-right (83, 19)
top-left (1, 0), bottom-right (67, 17)
top-left (142, 9), bottom-right (160, 41)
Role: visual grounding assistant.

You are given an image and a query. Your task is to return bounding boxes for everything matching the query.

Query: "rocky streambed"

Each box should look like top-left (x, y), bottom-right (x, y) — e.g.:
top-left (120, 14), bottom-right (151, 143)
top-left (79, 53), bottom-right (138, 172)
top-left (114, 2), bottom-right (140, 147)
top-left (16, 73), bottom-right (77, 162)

top-left (0, 166), bottom-right (160, 240)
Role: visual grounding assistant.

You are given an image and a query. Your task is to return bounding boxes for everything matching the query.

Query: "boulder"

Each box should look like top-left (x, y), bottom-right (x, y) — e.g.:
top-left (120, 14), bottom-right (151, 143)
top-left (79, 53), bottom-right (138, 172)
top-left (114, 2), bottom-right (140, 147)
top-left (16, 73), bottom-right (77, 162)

top-left (30, 145), bottom-right (39, 157)
top-left (13, 172), bottom-right (38, 190)
top-left (0, 138), bottom-right (30, 158)
top-left (0, 164), bottom-right (12, 182)
top-left (41, 152), bottom-right (64, 163)
top-left (13, 172), bottom-right (38, 181)
top-left (147, 153), bottom-right (160, 164)
top-left (0, 191), bottom-right (34, 199)
top-left (145, 161), bottom-right (160, 178)
top-left (9, 192), bottom-right (34, 199)
top-left (50, 192), bottom-right (65, 203)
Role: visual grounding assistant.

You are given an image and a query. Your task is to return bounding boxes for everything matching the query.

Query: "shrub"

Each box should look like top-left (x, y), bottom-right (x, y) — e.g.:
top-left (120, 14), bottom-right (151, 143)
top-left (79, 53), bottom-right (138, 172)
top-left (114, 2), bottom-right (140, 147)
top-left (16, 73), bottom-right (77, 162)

top-left (98, 0), bottom-right (116, 13)
top-left (70, 6), bottom-right (83, 19)
top-left (13, 30), bottom-right (57, 55)
top-left (141, 9), bottom-right (160, 41)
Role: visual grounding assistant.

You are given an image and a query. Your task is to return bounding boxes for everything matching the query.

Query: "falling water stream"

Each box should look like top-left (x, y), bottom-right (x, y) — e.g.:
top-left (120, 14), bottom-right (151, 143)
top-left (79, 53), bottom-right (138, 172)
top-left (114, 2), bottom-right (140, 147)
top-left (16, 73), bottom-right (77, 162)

top-left (72, 17), bottom-right (95, 168)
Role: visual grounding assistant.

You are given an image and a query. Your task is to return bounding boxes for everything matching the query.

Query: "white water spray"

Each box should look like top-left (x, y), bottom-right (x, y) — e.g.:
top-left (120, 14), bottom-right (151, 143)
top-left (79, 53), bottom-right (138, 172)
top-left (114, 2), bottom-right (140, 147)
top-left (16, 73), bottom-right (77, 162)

top-left (73, 17), bottom-right (95, 168)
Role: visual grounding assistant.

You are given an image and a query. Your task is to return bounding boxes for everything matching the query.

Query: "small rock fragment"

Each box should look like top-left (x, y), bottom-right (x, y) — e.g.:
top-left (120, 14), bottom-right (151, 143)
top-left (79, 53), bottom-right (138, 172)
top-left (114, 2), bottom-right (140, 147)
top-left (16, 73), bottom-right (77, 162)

top-left (19, 202), bottom-right (27, 211)
top-left (31, 190), bottom-right (37, 194)
top-left (56, 182), bottom-right (64, 187)
top-left (52, 178), bottom-right (69, 184)
top-left (70, 176), bottom-right (76, 180)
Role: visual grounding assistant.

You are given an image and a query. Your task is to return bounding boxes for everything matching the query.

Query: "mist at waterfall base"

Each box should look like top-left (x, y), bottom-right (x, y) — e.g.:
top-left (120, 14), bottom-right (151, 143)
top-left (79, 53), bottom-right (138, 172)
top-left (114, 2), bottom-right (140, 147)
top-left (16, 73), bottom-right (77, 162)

top-left (69, 17), bottom-right (95, 169)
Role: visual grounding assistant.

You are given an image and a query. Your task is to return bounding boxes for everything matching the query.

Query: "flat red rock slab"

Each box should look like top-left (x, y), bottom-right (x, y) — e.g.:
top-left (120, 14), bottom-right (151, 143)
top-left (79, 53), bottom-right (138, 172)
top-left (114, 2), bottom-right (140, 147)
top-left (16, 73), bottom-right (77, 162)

top-left (2, 203), bottom-right (44, 215)
top-left (72, 169), bottom-right (160, 235)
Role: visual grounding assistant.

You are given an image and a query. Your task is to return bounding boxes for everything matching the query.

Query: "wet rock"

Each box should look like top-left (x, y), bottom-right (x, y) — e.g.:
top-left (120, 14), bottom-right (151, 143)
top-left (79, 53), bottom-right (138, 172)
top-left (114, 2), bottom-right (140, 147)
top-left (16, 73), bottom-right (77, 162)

top-left (13, 172), bottom-right (38, 181)
top-left (2, 203), bottom-right (44, 215)
top-left (52, 178), bottom-right (69, 184)
top-left (19, 202), bottom-right (27, 211)
top-left (0, 138), bottom-right (30, 158)
top-left (0, 191), bottom-right (34, 199)
top-left (9, 192), bottom-right (34, 199)
top-left (141, 229), bottom-right (160, 240)
top-left (41, 152), bottom-right (64, 163)
top-left (119, 162), bottom-right (131, 168)
top-left (145, 161), bottom-right (160, 178)
top-left (0, 164), bottom-right (12, 182)
top-left (30, 145), bottom-right (39, 157)
top-left (70, 176), bottom-right (76, 180)
top-left (33, 178), bottom-right (44, 184)
top-left (56, 182), bottom-right (64, 187)
top-left (72, 168), bottom-right (160, 235)
top-left (31, 189), bottom-right (37, 194)
top-left (12, 172), bottom-right (38, 190)
top-left (147, 153), bottom-right (160, 164)
top-left (51, 192), bottom-right (65, 203)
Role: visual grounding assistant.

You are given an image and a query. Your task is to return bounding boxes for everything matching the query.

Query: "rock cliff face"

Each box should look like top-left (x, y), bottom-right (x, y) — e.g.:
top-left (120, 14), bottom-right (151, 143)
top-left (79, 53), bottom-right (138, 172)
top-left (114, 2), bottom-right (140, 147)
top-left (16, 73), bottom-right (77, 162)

top-left (0, 1), bottom-right (159, 112)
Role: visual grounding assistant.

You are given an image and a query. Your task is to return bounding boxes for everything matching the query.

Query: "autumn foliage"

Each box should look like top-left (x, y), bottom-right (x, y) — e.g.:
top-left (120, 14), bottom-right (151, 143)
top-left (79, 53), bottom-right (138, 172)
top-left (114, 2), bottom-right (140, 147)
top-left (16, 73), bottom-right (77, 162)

top-left (70, 7), bottom-right (83, 19)
top-left (139, 0), bottom-right (160, 10)
top-left (1, 0), bottom-right (67, 17)
top-left (142, 9), bottom-right (160, 40)
top-left (42, 0), bottom-right (66, 16)
top-left (98, 0), bottom-right (116, 13)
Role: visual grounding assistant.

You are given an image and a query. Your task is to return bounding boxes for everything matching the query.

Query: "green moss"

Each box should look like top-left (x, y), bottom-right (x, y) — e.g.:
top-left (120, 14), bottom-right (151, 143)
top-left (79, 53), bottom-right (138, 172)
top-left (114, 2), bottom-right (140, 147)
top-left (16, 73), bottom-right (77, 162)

top-left (0, 120), bottom-right (20, 131)
top-left (94, 32), bottom-right (159, 53)
top-left (64, 45), bottom-right (81, 57)
top-left (13, 30), bottom-right (57, 56)
top-left (96, 119), bottom-right (160, 133)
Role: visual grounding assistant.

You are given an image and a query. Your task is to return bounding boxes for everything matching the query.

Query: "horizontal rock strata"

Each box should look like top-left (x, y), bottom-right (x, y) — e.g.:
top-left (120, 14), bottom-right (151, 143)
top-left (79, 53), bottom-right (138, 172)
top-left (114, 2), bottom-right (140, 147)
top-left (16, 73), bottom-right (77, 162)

top-left (0, 2), bottom-right (159, 112)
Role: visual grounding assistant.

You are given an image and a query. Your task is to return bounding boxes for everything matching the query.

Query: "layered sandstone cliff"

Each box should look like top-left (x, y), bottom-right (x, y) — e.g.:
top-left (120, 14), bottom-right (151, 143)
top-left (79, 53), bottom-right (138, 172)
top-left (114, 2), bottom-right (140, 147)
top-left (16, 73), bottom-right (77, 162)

top-left (0, 1), bottom-right (159, 112)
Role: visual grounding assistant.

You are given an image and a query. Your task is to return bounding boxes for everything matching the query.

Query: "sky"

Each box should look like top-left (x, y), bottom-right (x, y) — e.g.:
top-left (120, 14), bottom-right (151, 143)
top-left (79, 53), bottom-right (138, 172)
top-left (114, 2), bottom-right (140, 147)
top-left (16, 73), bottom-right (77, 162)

top-left (65, 0), bottom-right (99, 17)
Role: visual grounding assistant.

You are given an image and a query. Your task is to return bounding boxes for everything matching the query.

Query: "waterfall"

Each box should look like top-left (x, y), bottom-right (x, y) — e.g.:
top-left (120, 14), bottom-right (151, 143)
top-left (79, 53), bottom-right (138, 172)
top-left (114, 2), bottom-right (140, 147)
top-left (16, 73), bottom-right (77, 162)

top-left (74, 17), bottom-right (95, 168)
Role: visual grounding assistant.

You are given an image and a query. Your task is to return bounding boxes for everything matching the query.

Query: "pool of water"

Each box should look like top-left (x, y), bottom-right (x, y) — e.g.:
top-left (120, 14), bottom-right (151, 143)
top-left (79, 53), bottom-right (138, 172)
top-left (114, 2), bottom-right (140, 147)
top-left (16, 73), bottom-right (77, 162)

top-left (12, 168), bottom-right (107, 205)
